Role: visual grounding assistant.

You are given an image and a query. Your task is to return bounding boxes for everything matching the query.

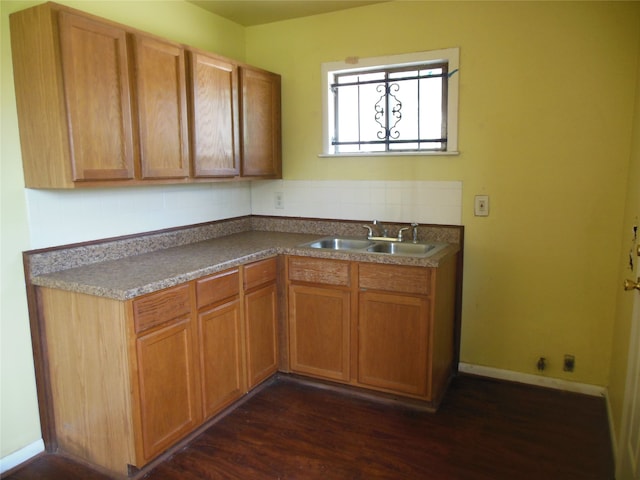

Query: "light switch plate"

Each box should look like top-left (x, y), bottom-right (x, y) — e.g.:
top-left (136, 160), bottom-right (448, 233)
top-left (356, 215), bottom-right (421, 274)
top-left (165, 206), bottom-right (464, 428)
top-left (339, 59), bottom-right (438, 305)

top-left (474, 195), bottom-right (489, 216)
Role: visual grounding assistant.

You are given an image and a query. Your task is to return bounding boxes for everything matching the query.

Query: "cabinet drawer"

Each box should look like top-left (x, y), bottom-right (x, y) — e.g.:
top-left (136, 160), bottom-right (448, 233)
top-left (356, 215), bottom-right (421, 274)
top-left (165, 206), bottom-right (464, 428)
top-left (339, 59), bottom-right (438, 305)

top-left (196, 268), bottom-right (240, 309)
top-left (288, 257), bottom-right (350, 287)
top-left (359, 263), bottom-right (431, 295)
top-left (244, 257), bottom-right (277, 291)
top-left (133, 284), bottom-right (191, 334)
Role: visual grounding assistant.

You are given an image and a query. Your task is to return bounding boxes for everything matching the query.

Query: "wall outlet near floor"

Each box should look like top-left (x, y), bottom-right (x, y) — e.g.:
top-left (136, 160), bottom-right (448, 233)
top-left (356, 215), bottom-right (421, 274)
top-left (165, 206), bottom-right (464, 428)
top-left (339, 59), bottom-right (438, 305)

top-left (274, 192), bottom-right (284, 209)
top-left (474, 195), bottom-right (489, 216)
top-left (563, 354), bottom-right (575, 372)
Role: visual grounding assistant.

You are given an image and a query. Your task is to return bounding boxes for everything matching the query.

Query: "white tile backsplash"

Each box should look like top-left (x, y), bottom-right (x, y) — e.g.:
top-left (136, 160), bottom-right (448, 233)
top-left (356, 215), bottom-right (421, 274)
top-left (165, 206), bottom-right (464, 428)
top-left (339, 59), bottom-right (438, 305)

top-left (26, 183), bottom-right (252, 249)
top-left (250, 180), bottom-right (462, 225)
top-left (25, 180), bottom-right (461, 249)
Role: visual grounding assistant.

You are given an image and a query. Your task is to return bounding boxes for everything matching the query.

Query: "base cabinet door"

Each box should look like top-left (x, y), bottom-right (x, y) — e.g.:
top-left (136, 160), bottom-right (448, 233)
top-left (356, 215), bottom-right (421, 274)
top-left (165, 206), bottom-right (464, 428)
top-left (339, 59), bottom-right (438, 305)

top-left (358, 291), bottom-right (430, 397)
top-left (199, 299), bottom-right (245, 419)
top-left (244, 282), bottom-right (278, 387)
top-left (289, 284), bottom-right (351, 382)
top-left (243, 258), bottom-right (279, 388)
top-left (135, 317), bottom-right (201, 461)
top-left (196, 268), bottom-right (245, 419)
top-left (132, 284), bottom-right (201, 462)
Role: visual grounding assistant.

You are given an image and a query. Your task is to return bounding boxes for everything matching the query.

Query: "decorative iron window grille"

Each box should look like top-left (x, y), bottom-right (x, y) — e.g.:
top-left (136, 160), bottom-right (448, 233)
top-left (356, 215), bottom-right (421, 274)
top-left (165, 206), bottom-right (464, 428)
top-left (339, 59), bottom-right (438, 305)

top-left (330, 63), bottom-right (448, 153)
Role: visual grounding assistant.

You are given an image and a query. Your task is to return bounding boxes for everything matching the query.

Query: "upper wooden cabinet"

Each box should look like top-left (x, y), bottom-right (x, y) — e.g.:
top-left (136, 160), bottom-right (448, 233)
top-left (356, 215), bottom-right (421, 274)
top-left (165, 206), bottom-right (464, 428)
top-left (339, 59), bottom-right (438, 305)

top-left (58, 11), bottom-right (135, 182)
top-left (189, 51), bottom-right (240, 178)
top-left (9, 2), bottom-right (281, 188)
top-left (240, 67), bottom-right (282, 178)
top-left (133, 35), bottom-right (190, 180)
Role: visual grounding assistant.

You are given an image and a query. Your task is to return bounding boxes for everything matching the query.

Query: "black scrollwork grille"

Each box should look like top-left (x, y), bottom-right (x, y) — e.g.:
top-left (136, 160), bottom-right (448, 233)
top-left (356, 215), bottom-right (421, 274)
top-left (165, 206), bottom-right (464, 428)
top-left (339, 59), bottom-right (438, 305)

top-left (331, 63), bottom-right (448, 153)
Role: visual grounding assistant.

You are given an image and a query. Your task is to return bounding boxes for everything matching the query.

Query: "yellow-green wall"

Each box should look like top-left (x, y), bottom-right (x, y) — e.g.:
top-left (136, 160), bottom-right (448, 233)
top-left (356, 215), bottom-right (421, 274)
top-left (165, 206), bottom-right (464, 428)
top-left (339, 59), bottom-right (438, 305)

top-left (0, 0), bottom-right (244, 461)
top-left (245, 1), bottom-right (640, 385)
top-left (2, 0), bottom-right (640, 467)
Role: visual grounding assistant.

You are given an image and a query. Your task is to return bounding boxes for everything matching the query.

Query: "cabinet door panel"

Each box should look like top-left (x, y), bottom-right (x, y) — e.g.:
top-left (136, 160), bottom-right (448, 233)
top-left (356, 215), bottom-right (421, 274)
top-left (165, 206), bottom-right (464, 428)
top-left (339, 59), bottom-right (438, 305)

top-left (199, 299), bottom-right (245, 418)
top-left (358, 291), bottom-right (430, 397)
top-left (134, 35), bottom-right (189, 179)
top-left (190, 52), bottom-right (239, 177)
top-left (136, 317), bottom-right (200, 460)
top-left (289, 284), bottom-right (350, 381)
top-left (244, 283), bottom-right (278, 387)
top-left (59, 11), bottom-right (135, 181)
top-left (240, 67), bottom-right (281, 177)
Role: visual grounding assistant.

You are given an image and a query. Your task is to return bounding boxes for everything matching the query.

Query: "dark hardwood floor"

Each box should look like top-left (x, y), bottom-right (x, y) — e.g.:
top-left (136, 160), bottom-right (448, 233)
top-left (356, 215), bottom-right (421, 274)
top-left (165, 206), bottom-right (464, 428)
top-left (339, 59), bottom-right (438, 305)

top-left (3, 374), bottom-right (614, 480)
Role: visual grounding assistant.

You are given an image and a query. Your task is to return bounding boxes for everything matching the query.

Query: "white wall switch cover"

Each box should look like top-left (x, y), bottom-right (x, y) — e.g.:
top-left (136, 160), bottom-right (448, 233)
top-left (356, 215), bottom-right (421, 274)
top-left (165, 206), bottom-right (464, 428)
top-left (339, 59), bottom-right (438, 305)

top-left (474, 195), bottom-right (489, 216)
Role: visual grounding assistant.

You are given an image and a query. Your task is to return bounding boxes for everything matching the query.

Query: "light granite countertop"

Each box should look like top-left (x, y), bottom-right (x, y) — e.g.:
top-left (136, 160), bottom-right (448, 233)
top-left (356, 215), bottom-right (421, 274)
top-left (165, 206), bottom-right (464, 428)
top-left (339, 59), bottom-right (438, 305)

top-left (31, 229), bottom-right (460, 301)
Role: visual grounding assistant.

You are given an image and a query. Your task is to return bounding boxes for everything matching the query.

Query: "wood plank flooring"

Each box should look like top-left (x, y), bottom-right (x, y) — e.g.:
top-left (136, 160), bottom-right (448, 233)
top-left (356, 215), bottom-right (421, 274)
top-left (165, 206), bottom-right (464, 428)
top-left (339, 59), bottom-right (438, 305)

top-left (3, 374), bottom-right (614, 480)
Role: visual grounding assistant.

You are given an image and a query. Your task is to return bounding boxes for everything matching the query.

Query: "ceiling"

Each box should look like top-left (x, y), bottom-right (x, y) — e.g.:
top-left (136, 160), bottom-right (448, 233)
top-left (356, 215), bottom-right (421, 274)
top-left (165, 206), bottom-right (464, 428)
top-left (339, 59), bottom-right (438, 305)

top-left (188, 1), bottom-right (387, 26)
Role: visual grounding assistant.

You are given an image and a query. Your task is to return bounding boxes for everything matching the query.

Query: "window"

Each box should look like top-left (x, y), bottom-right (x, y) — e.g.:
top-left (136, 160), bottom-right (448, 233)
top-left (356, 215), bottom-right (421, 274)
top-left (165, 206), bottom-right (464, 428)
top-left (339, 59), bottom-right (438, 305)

top-left (321, 48), bottom-right (459, 156)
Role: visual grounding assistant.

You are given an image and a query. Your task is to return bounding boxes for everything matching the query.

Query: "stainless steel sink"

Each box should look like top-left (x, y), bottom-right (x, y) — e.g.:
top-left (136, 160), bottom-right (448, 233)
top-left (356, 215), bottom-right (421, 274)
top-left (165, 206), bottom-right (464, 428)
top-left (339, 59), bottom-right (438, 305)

top-left (366, 242), bottom-right (434, 256)
top-left (305, 237), bottom-right (373, 250)
top-left (298, 237), bottom-right (447, 258)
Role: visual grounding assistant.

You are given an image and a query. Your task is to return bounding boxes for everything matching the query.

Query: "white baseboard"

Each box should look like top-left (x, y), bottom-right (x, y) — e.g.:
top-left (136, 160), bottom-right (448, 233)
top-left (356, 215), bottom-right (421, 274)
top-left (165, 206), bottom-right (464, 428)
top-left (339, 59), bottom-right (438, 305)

top-left (0, 439), bottom-right (44, 474)
top-left (458, 362), bottom-right (607, 397)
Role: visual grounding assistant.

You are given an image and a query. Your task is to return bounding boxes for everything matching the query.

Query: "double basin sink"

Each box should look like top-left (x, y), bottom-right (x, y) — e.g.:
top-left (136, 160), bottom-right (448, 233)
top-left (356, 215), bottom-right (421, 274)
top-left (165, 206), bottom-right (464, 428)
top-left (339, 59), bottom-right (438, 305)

top-left (298, 237), bottom-right (448, 258)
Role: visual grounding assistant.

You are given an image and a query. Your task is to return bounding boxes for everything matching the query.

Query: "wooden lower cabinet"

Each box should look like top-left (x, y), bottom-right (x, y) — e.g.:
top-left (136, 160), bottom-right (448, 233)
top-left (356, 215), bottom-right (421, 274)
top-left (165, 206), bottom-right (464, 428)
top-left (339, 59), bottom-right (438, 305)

top-left (37, 259), bottom-right (280, 476)
top-left (135, 317), bottom-right (201, 460)
top-left (286, 255), bottom-right (457, 405)
top-left (288, 284), bottom-right (351, 381)
top-left (243, 258), bottom-right (279, 388)
top-left (287, 257), bottom-right (352, 382)
top-left (196, 269), bottom-right (245, 420)
top-left (36, 252), bottom-right (455, 475)
top-left (358, 291), bottom-right (430, 396)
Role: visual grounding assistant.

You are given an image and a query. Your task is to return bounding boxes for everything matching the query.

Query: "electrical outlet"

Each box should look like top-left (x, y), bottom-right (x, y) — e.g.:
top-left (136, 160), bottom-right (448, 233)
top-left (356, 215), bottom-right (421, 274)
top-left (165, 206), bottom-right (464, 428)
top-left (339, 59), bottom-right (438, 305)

top-left (564, 354), bottom-right (575, 372)
top-left (274, 192), bottom-right (284, 209)
top-left (474, 195), bottom-right (489, 216)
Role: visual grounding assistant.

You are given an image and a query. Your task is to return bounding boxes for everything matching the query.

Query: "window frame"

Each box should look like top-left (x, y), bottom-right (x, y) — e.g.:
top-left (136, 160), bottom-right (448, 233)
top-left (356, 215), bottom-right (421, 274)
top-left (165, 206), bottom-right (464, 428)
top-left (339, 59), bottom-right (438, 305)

top-left (321, 48), bottom-right (459, 157)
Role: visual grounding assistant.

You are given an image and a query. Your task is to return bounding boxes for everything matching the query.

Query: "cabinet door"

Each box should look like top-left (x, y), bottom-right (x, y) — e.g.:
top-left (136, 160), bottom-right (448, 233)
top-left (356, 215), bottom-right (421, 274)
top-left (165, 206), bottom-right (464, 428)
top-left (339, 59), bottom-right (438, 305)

top-left (190, 52), bottom-right (239, 177)
top-left (199, 299), bottom-right (245, 419)
top-left (59, 11), bottom-right (135, 181)
top-left (239, 67), bottom-right (281, 177)
top-left (133, 35), bottom-right (190, 179)
top-left (136, 317), bottom-right (200, 461)
top-left (244, 283), bottom-right (278, 388)
top-left (358, 291), bottom-right (430, 397)
top-left (288, 284), bottom-right (351, 382)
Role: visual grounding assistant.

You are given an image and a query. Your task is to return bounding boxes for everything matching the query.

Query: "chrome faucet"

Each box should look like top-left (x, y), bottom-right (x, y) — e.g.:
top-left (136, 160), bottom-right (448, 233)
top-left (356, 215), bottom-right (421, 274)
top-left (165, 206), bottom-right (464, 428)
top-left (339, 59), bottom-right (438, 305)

top-left (397, 226), bottom-right (410, 242)
top-left (363, 220), bottom-right (417, 242)
top-left (372, 220), bottom-right (388, 237)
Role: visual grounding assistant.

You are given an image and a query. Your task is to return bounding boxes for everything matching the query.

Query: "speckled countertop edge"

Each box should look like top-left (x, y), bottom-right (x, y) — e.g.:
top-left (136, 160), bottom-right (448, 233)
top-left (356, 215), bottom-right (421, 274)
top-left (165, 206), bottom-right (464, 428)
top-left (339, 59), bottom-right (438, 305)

top-left (30, 219), bottom-right (461, 301)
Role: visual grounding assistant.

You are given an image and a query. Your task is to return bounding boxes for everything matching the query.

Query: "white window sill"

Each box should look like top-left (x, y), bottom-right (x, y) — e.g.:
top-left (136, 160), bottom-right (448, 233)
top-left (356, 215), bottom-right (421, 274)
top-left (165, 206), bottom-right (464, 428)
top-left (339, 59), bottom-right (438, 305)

top-left (318, 151), bottom-right (460, 158)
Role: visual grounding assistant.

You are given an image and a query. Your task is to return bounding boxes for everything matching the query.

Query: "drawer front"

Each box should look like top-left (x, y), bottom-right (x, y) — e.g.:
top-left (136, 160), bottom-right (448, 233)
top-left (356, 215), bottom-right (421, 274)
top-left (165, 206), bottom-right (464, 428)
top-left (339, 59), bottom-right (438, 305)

top-left (133, 284), bottom-right (191, 334)
top-left (359, 263), bottom-right (431, 295)
top-left (196, 268), bottom-right (240, 309)
top-left (288, 257), bottom-right (350, 287)
top-left (244, 257), bottom-right (277, 291)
